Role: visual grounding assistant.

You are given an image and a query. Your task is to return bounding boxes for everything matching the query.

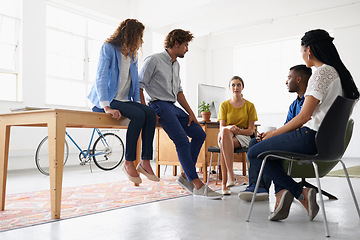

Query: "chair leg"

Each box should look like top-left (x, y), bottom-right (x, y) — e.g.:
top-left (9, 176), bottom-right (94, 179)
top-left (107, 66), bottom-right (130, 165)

top-left (339, 160), bottom-right (360, 218)
top-left (312, 162), bottom-right (330, 237)
top-left (246, 156), bottom-right (267, 222)
top-left (216, 153), bottom-right (220, 185)
top-left (242, 153), bottom-right (247, 176)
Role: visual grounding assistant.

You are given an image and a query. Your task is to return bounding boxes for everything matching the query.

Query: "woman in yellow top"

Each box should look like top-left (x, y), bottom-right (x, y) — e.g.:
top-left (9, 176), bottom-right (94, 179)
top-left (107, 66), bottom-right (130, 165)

top-left (218, 76), bottom-right (258, 195)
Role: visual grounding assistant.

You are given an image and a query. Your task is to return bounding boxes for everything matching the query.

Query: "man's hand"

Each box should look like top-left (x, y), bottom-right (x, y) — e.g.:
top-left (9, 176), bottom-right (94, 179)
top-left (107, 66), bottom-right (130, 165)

top-left (188, 113), bottom-right (200, 126)
top-left (258, 130), bottom-right (275, 141)
top-left (104, 106), bottom-right (121, 120)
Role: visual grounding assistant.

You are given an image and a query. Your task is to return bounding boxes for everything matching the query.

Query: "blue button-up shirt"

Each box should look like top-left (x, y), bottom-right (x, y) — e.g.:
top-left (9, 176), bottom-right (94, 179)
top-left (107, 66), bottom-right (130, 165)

top-left (285, 95), bottom-right (305, 124)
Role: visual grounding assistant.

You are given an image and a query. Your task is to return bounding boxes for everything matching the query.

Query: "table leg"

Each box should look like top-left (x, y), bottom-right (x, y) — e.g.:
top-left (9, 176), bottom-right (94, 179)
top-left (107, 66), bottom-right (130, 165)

top-left (0, 125), bottom-right (10, 211)
top-left (47, 120), bottom-right (66, 219)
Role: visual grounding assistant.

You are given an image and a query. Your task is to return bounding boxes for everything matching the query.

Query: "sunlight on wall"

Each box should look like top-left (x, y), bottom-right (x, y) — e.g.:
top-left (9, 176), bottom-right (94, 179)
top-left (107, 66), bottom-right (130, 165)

top-left (234, 37), bottom-right (305, 115)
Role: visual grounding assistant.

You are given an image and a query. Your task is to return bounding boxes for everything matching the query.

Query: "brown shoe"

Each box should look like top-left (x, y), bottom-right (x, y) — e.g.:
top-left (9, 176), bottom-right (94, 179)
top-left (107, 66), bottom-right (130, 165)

top-left (269, 190), bottom-right (294, 221)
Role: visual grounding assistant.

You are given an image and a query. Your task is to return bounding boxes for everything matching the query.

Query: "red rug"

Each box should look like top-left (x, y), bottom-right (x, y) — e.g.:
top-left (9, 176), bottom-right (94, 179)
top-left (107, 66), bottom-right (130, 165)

top-left (0, 175), bottom-right (248, 232)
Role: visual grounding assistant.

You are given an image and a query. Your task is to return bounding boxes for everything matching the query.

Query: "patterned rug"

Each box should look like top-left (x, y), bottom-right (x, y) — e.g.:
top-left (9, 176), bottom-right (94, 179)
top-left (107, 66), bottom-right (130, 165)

top-left (0, 174), bottom-right (248, 232)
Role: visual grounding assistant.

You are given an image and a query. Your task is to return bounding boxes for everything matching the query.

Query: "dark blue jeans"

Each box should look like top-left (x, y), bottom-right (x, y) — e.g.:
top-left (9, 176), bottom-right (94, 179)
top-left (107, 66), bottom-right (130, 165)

top-left (150, 101), bottom-right (206, 181)
top-left (247, 138), bottom-right (272, 192)
top-left (247, 127), bottom-right (317, 199)
top-left (92, 100), bottom-right (156, 161)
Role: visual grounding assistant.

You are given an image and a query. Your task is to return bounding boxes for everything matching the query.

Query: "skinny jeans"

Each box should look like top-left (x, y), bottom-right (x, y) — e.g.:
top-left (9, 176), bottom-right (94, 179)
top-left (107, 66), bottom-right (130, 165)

top-left (247, 127), bottom-right (317, 198)
top-left (150, 101), bottom-right (206, 181)
top-left (92, 100), bottom-right (156, 161)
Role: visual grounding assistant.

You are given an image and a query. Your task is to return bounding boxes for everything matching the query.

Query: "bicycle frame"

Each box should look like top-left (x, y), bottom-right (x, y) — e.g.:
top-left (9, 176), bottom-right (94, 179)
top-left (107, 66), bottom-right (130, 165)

top-left (65, 128), bottom-right (109, 159)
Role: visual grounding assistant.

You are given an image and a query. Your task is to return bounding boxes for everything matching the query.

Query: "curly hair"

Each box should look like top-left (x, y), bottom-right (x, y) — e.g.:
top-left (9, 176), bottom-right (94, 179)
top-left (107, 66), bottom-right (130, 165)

top-left (105, 19), bottom-right (145, 57)
top-left (164, 29), bottom-right (194, 49)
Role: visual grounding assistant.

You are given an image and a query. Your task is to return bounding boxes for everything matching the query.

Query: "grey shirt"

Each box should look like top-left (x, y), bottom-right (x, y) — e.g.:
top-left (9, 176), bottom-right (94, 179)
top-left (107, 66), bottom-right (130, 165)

top-left (139, 50), bottom-right (183, 103)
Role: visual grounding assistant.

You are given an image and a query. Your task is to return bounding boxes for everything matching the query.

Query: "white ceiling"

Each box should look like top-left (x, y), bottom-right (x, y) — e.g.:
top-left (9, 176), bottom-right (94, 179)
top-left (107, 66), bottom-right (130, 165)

top-left (133, 0), bottom-right (360, 36)
top-left (64, 0), bottom-right (360, 36)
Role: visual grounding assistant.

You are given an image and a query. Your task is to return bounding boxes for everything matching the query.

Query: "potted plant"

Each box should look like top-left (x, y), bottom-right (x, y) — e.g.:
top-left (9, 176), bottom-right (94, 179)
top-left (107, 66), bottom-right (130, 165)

top-left (198, 101), bottom-right (211, 122)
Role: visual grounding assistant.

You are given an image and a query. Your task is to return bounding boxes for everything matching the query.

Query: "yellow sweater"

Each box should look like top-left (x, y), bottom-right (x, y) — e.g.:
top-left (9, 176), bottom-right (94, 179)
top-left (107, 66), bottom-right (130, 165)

top-left (218, 100), bottom-right (258, 129)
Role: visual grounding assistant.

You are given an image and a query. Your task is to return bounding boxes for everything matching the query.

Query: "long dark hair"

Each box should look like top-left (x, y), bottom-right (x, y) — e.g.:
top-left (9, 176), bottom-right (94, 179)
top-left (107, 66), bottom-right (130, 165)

top-left (301, 29), bottom-right (359, 100)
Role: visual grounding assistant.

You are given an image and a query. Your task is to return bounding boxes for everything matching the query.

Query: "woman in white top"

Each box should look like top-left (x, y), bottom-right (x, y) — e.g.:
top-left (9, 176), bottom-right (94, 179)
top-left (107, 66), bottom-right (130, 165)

top-left (247, 29), bottom-right (359, 221)
top-left (88, 19), bottom-right (159, 184)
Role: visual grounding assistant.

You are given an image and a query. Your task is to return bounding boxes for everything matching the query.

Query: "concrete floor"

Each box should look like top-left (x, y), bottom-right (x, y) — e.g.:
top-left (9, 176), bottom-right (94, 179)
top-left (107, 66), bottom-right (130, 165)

top-left (1, 159), bottom-right (360, 240)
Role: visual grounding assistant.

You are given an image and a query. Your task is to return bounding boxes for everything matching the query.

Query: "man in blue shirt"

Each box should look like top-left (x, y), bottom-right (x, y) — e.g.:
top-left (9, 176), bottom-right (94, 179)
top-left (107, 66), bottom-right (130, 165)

top-left (239, 64), bottom-right (312, 202)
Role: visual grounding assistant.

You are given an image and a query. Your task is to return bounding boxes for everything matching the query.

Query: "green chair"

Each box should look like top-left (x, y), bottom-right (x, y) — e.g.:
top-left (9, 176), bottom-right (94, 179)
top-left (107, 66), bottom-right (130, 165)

top-left (283, 118), bottom-right (354, 200)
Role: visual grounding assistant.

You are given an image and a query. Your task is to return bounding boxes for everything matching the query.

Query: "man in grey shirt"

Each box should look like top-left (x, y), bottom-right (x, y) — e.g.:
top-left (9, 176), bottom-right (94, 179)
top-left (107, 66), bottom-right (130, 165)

top-left (139, 29), bottom-right (222, 199)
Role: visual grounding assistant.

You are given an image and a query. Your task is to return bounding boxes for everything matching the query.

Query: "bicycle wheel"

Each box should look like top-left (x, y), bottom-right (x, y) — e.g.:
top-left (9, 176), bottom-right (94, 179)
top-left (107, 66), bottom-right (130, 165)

top-left (92, 133), bottom-right (124, 171)
top-left (35, 136), bottom-right (69, 176)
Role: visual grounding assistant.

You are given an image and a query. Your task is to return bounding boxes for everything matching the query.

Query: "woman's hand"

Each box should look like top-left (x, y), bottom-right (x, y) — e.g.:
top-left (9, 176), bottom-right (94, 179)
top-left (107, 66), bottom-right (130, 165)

top-left (104, 106), bottom-right (121, 120)
top-left (228, 125), bottom-right (240, 135)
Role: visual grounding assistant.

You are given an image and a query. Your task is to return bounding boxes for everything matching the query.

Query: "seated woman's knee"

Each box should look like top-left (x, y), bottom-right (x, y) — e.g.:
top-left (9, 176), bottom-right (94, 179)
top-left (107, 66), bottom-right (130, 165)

top-left (220, 128), bottom-right (233, 138)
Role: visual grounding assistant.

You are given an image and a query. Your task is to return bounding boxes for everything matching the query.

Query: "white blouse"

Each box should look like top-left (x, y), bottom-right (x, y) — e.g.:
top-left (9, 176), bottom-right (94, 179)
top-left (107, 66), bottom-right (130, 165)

top-left (303, 64), bottom-right (343, 131)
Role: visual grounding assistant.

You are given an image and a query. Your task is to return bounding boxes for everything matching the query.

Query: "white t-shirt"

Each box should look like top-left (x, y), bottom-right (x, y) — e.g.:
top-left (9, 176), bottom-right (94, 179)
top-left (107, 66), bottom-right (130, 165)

top-left (304, 64), bottom-right (343, 131)
top-left (114, 53), bottom-right (132, 102)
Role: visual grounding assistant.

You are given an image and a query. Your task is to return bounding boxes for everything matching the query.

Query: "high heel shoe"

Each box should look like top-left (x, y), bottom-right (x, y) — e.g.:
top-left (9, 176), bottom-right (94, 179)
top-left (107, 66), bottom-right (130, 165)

top-left (136, 164), bottom-right (160, 182)
top-left (122, 164), bottom-right (142, 184)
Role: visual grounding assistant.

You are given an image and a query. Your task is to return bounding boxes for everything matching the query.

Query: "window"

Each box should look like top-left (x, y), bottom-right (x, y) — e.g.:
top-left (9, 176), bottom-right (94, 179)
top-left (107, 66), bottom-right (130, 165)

top-left (233, 37), bottom-right (304, 114)
top-left (46, 4), bottom-right (117, 107)
top-left (0, 0), bottom-right (21, 101)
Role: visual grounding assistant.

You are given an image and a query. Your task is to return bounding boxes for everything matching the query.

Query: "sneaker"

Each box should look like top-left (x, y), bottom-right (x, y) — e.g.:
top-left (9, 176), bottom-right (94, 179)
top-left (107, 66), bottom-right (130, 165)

top-left (193, 185), bottom-right (223, 200)
top-left (176, 175), bottom-right (194, 194)
top-left (238, 184), bottom-right (269, 202)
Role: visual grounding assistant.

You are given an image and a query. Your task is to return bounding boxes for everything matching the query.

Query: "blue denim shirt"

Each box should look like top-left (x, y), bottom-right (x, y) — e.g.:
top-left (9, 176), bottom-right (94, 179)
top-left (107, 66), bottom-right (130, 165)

top-left (284, 95), bottom-right (305, 124)
top-left (88, 43), bottom-right (140, 108)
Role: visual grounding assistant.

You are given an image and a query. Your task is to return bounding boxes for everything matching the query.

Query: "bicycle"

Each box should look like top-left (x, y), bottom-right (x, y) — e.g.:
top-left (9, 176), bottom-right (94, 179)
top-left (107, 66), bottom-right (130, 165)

top-left (35, 128), bottom-right (125, 175)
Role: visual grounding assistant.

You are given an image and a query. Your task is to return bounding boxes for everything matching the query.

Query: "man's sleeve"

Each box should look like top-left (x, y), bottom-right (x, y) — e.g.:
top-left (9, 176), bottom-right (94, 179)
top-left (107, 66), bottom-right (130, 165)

top-left (139, 56), bottom-right (156, 89)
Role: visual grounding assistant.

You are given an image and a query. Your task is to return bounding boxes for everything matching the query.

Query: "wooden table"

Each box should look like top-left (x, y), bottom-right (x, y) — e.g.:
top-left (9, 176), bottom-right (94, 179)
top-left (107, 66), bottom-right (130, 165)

top-left (0, 109), bottom-right (139, 219)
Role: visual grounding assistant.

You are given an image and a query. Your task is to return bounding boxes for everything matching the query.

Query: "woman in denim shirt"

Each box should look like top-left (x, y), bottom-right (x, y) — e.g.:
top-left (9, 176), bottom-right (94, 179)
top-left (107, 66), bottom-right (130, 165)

top-left (88, 19), bottom-right (158, 184)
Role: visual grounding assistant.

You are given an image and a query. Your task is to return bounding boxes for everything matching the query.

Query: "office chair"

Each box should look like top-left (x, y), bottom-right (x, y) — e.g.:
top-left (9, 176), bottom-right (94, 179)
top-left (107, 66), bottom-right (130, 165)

top-left (283, 119), bottom-right (354, 200)
top-left (246, 96), bottom-right (360, 237)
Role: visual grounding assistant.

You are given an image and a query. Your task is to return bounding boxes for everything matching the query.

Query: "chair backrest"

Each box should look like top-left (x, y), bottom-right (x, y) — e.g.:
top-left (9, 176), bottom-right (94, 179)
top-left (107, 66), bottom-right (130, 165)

top-left (285, 118), bottom-right (354, 178)
top-left (344, 118), bottom-right (354, 153)
top-left (314, 95), bottom-right (355, 161)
